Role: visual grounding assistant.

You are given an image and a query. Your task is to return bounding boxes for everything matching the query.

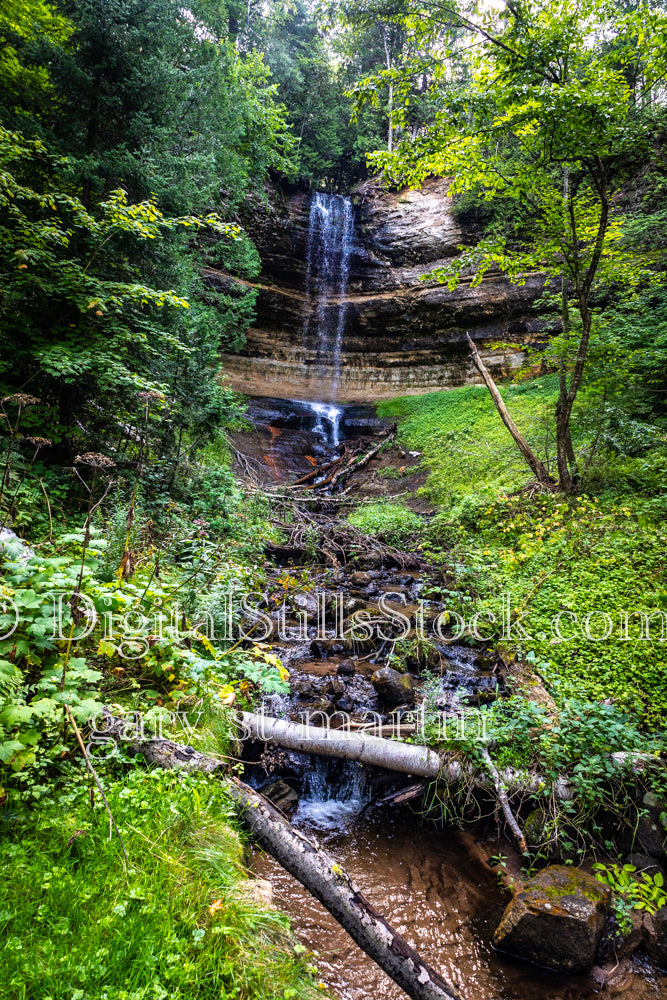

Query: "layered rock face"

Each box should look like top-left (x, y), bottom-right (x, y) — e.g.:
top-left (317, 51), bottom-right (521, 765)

top-left (214, 178), bottom-right (547, 402)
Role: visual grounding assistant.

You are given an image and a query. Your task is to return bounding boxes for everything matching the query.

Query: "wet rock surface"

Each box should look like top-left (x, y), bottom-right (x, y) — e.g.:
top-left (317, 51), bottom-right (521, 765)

top-left (255, 554), bottom-right (502, 729)
top-left (371, 665), bottom-right (416, 706)
top-left (218, 178), bottom-right (552, 402)
top-left (636, 792), bottom-right (667, 859)
top-left (493, 865), bottom-right (612, 973)
top-left (644, 905), bottom-right (667, 966)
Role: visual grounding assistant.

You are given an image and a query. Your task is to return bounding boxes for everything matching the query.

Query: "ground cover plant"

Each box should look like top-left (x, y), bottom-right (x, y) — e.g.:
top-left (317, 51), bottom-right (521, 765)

top-left (0, 766), bottom-right (325, 1000)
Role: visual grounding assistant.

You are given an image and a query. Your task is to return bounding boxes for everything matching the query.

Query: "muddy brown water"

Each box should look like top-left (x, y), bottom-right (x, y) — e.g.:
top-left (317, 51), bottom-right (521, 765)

top-left (254, 804), bottom-right (666, 1000)
top-left (238, 403), bottom-right (666, 1000)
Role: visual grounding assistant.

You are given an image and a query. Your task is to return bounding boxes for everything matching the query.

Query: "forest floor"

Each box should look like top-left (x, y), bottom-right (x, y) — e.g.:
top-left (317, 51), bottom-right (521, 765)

top-left (2, 376), bottom-right (666, 1000)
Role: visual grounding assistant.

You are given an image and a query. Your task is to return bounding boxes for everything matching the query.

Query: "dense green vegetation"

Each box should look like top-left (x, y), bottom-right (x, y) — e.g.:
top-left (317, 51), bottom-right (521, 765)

top-left (0, 3), bottom-right (331, 995)
top-left (0, 767), bottom-right (324, 1000)
top-left (1, 0), bottom-right (667, 991)
top-left (379, 379), bottom-right (667, 725)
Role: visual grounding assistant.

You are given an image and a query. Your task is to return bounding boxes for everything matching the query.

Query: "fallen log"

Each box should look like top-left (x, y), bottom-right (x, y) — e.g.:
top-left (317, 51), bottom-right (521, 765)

top-left (290, 447), bottom-right (347, 487)
top-left (95, 711), bottom-right (462, 1000)
top-left (324, 426), bottom-right (397, 491)
top-left (241, 712), bottom-right (655, 803)
top-left (466, 332), bottom-right (553, 486)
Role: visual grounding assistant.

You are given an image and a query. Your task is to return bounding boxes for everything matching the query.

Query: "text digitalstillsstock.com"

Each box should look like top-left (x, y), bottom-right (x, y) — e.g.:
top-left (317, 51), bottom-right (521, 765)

top-left (1, 589), bottom-right (665, 659)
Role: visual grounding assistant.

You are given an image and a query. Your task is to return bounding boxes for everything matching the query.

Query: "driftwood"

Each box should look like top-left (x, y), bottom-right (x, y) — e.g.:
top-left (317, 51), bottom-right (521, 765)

top-left (378, 781), bottom-right (428, 807)
top-left (290, 446), bottom-right (348, 487)
top-left (287, 426), bottom-right (397, 494)
top-left (325, 426), bottom-right (397, 491)
top-left (96, 712), bottom-right (462, 1000)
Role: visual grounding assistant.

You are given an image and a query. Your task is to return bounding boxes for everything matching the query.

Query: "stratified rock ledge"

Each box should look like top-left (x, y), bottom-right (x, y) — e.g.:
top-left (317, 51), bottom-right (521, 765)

top-left (216, 178), bottom-right (553, 402)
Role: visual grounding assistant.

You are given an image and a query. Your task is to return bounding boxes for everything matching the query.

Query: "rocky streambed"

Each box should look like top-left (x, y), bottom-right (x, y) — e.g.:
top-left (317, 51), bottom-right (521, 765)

top-left (230, 399), bottom-right (667, 1000)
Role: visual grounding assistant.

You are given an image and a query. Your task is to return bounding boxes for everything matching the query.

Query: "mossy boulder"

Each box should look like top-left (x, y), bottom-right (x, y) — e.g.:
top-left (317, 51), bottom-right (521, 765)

top-left (493, 865), bottom-right (612, 973)
top-left (524, 808), bottom-right (548, 848)
top-left (371, 666), bottom-right (415, 706)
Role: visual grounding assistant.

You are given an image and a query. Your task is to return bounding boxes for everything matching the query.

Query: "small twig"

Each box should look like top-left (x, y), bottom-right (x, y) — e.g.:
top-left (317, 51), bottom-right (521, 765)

top-left (64, 705), bottom-right (130, 869)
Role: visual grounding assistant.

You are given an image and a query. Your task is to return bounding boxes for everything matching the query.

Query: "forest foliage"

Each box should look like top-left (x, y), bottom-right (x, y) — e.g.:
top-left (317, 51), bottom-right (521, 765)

top-left (1, 2), bottom-right (667, 992)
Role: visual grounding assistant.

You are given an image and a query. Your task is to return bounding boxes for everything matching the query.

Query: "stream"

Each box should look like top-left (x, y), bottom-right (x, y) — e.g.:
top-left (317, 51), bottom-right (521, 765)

top-left (254, 776), bottom-right (665, 1000)
top-left (234, 192), bottom-right (666, 1000)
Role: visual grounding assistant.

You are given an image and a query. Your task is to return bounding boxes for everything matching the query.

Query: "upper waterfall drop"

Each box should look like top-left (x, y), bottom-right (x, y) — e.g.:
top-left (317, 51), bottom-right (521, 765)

top-left (299, 192), bottom-right (354, 446)
top-left (304, 192), bottom-right (354, 390)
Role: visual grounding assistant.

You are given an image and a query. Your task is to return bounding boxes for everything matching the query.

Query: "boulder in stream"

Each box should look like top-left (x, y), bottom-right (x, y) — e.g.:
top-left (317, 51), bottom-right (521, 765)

top-left (371, 666), bottom-right (415, 706)
top-left (493, 864), bottom-right (612, 973)
top-left (335, 695), bottom-right (356, 713)
top-left (337, 659), bottom-right (356, 676)
top-left (291, 592), bottom-right (319, 617)
top-left (310, 638), bottom-right (342, 660)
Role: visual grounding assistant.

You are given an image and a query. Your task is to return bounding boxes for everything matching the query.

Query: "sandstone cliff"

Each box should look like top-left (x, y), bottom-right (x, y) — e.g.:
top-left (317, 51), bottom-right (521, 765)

top-left (212, 178), bottom-right (548, 402)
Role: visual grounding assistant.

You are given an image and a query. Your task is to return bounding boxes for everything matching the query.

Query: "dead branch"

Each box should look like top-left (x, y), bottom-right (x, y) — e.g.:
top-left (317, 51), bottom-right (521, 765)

top-left (480, 746), bottom-right (528, 854)
top-left (466, 333), bottom-right (553, 485)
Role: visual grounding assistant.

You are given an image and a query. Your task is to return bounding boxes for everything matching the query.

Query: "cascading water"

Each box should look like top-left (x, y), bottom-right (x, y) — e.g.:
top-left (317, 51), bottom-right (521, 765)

top-left (298, 192), bottom-right (354, 448)
top-left (295, 757), bottom-right (371, 833)
top-left (307, 401), bottom-right (342, 449)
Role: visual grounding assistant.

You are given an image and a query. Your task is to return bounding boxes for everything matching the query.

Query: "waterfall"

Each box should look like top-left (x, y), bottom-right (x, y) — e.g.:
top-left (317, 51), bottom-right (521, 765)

top-left (296, 757), bottom-right (371, 832)
top-left (299, 192), bottom-right (354, 447)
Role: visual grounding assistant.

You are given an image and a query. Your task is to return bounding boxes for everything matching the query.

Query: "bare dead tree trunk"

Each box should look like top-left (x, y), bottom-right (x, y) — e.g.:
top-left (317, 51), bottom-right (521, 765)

top-left (96, 712), bottom-right (462, 1000)
top-left (241, 712), bottom-right (652, 804)
top-left (466, 333), bottom-right (552, 484)
top-left (225, 775), bottom-right (462, 1000)
top-left (240, 711), bottom-right (577, 801)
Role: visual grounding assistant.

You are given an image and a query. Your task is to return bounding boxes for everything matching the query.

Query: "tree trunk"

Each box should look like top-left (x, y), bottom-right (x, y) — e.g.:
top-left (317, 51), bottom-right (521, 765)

top-left (383, 26), bottom-right (394, 153)
top-left (241, 712), bottom-right (651, 803)
top-left (555, 399), bottom-right (573, 493)
top-left (556, 166), bottom-right (580, 492)
top-left (240, 711), bottom-right (577, 801)
top-left (225, 775), bottom-right (462, 1000)
top-left (96, 712), bottom-right (462, 1000)
top-left (466, 334), bottom-right (552, 484)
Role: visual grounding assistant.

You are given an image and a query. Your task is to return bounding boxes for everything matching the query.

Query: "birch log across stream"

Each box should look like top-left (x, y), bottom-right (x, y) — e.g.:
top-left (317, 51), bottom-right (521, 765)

top-left (96, 712), bottom-right (463, 1000)
top-left (240, 710), bottom-right (578, 801)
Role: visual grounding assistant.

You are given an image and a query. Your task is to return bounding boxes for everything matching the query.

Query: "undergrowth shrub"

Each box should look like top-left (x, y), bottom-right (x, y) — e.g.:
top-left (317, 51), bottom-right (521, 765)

top-left (347, 501), bottom-right (423, 546)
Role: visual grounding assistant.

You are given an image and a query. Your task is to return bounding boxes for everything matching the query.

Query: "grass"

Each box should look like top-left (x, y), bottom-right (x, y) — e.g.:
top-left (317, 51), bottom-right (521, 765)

top-left (376, 378), bottom-right (667, 729)
top-left (0, 764), bottom-right (326, 1000)
top-left (347, 500), bottom-right (423, 545)
top-left (378, 377), bottom-right (563, 503)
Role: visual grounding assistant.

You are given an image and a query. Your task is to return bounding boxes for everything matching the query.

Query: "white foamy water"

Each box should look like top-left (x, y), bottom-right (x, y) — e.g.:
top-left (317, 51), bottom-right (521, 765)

top-left (295, 760), bottom-right (370, 833)
top-left (303, 400), bottom-right (343, 447)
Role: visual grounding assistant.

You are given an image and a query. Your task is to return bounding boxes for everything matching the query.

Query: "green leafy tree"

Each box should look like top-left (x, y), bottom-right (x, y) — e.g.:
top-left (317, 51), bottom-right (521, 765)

top-left (0, 0), bottom-right (73, 130)
top-left (363, 0), bottom-right (667, 492)
top-left (0, 126), bottom-right (242, 462)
